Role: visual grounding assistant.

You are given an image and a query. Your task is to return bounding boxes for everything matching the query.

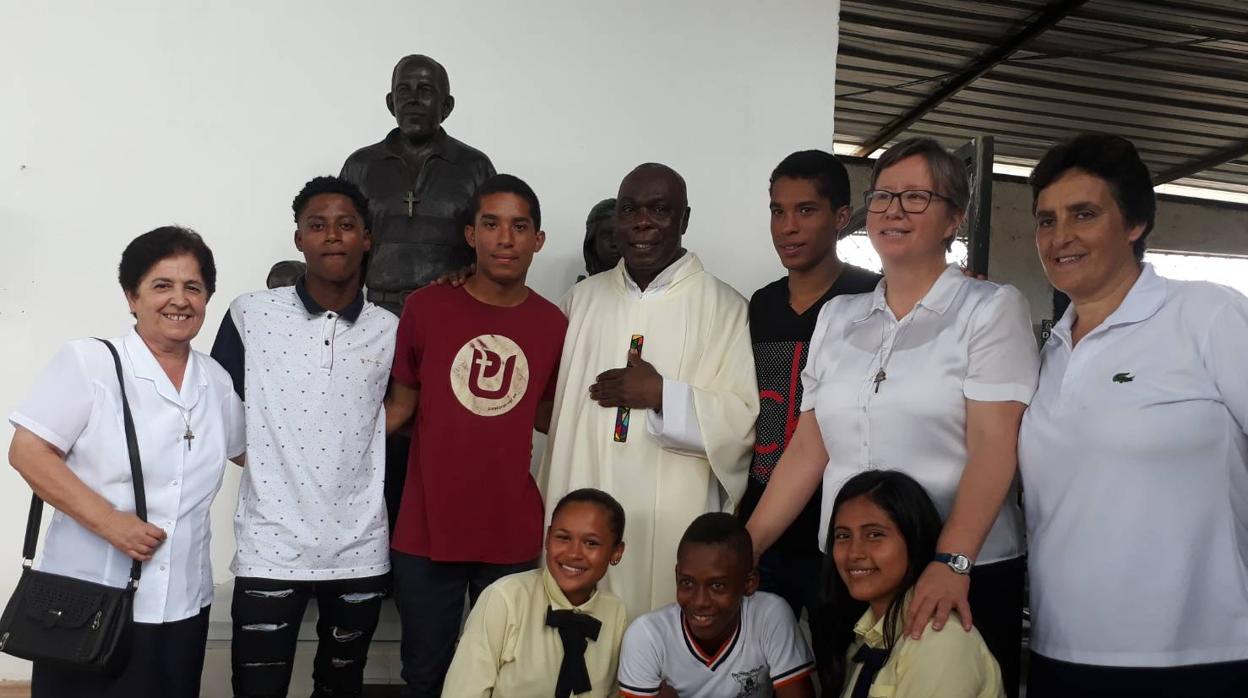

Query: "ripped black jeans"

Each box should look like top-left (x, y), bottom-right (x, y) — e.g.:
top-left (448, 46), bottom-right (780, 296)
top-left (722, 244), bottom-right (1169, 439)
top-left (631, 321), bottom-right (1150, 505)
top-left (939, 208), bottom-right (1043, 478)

top-left (231, 574), bottom-right (388, 697)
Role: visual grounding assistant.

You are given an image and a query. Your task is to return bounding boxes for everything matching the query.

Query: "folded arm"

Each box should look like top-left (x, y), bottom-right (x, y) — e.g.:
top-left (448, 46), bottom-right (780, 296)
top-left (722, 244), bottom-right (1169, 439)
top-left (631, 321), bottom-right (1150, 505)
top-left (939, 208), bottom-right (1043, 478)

top-left (8, 427), bottom-right (167, 561)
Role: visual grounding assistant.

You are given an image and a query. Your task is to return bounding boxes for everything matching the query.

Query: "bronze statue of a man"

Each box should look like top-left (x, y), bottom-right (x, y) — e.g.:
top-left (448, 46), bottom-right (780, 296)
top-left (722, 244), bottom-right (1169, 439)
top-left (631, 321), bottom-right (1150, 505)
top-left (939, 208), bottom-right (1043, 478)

top-left (341, 54), bottom-right (495, 315)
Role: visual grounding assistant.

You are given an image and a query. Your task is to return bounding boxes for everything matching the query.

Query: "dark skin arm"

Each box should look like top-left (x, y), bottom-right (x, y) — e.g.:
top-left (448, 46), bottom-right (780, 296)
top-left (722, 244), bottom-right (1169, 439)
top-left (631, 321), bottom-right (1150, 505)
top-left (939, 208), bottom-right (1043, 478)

top-left (535, 399), bottom-right (554, 434)
top-left (428, 263), bottom-right (476, 288)
top-left (657, 684), bottom-right (679, 698)
top-left (588, 350), bottom-right (663, 410)
top-left (384, 381), bottom-right (419, 435)
top-left (775, 675), bottom-right (816, 698)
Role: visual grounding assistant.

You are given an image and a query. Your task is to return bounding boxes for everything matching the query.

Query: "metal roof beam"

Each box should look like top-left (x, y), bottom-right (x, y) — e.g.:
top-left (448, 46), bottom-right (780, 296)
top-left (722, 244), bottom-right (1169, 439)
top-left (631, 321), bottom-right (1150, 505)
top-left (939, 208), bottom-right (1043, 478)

top-left (853, 0), bottom-right (1091, 157)
top-left (1155, 141), bottom-right (1248, 184)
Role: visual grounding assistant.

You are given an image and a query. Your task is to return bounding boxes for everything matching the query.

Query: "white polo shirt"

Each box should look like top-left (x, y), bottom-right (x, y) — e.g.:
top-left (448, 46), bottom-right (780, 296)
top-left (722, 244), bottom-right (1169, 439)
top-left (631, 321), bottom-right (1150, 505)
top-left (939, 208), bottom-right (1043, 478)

top-left (618, 591), bottom-right (814, 698)
top-left (9, 330), bottom-right (245, 623)
top-left (1019, 264), bottom-right (1248, 667)
top-left (802, 264), bottom-right (1039, 563)
top-left (212, 281), bottom-right (396, 580)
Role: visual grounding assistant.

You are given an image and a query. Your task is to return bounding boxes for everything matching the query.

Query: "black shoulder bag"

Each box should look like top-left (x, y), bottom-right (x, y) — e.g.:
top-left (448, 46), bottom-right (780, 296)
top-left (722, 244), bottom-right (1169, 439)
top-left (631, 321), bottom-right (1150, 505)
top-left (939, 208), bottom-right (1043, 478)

top-left (0, 338), bottom-right (147, 674)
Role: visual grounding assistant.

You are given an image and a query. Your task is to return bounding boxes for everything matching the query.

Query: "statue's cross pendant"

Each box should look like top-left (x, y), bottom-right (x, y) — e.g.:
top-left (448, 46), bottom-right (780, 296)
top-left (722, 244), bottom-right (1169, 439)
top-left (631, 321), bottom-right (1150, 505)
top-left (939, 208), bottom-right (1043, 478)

top-left (873, 369), bottom-right (887, 394)
top-left (404, 191), bottom-right (417, 218)
top-left (183, 427), bottom-right (195, 451)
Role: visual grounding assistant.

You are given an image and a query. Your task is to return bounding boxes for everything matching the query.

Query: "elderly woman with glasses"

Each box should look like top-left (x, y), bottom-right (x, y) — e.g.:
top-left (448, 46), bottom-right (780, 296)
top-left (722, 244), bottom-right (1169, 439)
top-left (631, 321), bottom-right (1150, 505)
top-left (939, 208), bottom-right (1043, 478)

top-left (747, 137), bottom-right (1039, 697)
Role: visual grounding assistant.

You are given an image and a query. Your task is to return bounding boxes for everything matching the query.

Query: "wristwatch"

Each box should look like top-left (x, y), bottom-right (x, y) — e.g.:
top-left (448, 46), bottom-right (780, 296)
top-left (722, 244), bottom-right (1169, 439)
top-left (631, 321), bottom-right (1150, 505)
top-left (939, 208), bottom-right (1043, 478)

top-left (934, 552), bottom-right (972, 575)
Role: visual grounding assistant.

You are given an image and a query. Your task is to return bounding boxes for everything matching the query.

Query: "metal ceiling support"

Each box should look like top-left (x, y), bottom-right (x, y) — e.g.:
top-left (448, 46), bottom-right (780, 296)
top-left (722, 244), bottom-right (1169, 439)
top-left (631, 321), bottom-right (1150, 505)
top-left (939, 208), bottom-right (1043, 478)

top-left (1155, 141), bottom-right (1248, 184)
top-left (853, 0), bottom-right (1091, 157)
top-left (956, 137), bottom-right (994, 277)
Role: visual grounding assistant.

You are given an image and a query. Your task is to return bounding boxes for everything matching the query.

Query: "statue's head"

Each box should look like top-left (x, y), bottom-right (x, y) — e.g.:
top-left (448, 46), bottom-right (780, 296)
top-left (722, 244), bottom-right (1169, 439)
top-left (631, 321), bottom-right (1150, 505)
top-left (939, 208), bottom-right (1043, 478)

top-left (386, 54), bottom-right (454, 142)
top-left (583, 198), bottom-right (620, 275)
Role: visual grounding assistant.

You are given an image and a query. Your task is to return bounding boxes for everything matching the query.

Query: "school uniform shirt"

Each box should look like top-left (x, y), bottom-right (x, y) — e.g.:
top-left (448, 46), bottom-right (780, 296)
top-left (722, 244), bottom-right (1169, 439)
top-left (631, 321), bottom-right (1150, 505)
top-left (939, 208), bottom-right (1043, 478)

top-left (841, 601), bottom-right (1004, 698)
top-left (441, 568), bottom-right (627, 698)
top-left (801, 265), bottom-right (1039, 561)
top-left (211, 280), bottom-right (397, 580)
top-left (9, 329), bottom-right (245, 623)
top-left (1018, 264), bottom-right (1248, 667)
top-left (618, 591), bottom-right (815, 698)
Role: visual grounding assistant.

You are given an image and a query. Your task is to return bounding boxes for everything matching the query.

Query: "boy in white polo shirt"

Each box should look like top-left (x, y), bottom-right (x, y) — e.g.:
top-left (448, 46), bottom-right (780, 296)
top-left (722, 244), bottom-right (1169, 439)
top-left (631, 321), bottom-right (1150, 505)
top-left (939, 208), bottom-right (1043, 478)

top-left (211, 176), bottom-right (396, 698)
top-left (618, 513), bottom-right (815, 698)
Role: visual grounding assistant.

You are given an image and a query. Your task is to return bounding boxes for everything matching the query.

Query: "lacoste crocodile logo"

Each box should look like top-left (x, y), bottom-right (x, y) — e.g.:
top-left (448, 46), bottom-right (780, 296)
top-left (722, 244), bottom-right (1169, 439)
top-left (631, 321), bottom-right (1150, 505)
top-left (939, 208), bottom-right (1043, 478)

top-left (1112, 372), bottom-right (1134, 383)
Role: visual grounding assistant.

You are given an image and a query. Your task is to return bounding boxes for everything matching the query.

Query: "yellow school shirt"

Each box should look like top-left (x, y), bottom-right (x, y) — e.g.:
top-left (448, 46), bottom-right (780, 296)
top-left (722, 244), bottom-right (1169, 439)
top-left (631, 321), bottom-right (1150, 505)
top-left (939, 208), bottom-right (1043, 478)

top-left (839, 604), bottom-right (1004, 698)
top-left (442, 568), bottom-right (627, 698)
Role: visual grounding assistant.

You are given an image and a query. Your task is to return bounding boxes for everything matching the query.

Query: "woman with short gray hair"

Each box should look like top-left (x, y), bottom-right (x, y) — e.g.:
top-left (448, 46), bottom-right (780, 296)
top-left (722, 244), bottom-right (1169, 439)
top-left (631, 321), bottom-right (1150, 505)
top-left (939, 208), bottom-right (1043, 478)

top-left (747, 137), bottom-right (1038, 696)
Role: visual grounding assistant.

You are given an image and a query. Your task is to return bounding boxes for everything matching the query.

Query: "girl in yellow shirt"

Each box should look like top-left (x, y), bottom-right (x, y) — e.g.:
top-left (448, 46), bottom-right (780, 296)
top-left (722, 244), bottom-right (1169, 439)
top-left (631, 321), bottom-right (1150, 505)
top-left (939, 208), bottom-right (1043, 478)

top-left (817, 471), bottom-right (1004, 698)
top-left (442, 489), bottom-right (628, 698)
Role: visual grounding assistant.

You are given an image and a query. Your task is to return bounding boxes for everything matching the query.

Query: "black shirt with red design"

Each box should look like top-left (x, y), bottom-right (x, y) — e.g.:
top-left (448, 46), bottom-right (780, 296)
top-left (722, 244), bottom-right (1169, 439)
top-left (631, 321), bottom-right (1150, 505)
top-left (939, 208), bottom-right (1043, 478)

top-left (738, 264), bottom-right (880, 553)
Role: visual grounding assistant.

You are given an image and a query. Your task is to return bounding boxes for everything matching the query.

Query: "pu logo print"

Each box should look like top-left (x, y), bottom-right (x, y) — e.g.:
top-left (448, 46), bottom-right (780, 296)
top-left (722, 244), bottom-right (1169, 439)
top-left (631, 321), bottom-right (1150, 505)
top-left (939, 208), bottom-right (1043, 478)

top-left (450, 334), bottom-right (530, 416)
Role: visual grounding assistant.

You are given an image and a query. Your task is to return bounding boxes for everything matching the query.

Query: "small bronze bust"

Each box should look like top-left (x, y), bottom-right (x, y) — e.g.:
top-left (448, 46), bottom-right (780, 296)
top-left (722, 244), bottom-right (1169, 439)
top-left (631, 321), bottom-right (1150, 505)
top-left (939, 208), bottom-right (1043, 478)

top-left (340, 54), bottom-right (495, 314)
top-left (582, 198), bottom-right (620, 277)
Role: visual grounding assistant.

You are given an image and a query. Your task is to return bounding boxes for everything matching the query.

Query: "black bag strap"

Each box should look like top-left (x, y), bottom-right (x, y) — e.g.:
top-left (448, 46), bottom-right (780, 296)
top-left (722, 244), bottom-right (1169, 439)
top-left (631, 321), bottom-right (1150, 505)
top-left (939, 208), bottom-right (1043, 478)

top-left (20, 339), bottom-right (147, 588)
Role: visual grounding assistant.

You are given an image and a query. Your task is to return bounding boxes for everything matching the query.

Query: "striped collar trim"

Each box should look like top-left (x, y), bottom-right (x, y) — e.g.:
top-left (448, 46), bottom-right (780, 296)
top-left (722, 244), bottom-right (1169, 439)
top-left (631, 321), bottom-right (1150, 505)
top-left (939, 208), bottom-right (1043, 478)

top-left (680, 611), bottom-right (741, 670)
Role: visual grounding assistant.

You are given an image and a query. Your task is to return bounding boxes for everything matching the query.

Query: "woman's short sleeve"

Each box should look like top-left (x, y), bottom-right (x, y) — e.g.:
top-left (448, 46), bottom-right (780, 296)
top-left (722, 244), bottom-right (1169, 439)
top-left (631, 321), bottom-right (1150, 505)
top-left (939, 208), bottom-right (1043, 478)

top-left (1202, 289), bottom-right (1248, 434)
top-left (8, 342), bottom-right (96, 453)
top-left (964, 285), bottom-right (1040, 404)
top-left (799, 300), bottom-right (838, 412)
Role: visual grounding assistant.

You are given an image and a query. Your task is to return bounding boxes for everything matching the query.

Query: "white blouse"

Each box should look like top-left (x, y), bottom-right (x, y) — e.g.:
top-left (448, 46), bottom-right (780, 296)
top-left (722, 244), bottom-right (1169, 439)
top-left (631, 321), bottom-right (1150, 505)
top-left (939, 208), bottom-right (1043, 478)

top-left (801, 264), bottom-right (1039, 563)
top-left (1019, 265), bottom-right (1248, 667)
top-left (9, 329), bottom-right (244, 623)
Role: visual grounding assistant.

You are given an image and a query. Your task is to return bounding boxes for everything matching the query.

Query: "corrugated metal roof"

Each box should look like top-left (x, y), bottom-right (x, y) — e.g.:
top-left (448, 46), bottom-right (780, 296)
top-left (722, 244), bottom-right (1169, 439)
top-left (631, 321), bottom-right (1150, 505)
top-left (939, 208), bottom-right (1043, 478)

top-left (835, 0), bottom-right (1248, 194)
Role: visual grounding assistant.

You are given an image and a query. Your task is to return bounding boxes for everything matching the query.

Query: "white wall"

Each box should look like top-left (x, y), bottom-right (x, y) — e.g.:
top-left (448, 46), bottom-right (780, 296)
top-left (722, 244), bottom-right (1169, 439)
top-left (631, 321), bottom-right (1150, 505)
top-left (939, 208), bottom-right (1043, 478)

top-left (0, 0), bottom-right (841, 679)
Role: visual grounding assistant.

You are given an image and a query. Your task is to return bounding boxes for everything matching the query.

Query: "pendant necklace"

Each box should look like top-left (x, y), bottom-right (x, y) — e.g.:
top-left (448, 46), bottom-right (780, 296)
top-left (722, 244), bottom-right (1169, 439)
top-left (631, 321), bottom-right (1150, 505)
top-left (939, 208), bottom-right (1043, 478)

top-left (178, 408), bottom-right (195, 451)
top-left (873, 314), bottom-right (915, 395)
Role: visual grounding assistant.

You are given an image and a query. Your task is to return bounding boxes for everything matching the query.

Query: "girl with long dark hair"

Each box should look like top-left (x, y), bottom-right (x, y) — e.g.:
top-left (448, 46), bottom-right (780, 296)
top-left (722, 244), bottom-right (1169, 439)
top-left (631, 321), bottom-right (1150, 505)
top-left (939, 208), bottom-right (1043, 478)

top-left (815, 470), bottom-right (1003, 697)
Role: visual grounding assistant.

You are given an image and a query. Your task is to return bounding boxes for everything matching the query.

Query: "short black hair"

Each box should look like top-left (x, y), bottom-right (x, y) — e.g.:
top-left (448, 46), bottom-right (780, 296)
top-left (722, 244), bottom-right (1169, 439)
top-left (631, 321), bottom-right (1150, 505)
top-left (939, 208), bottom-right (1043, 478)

top-left (392, 54), bottom-right (450, 95)
top-left (770, 150), bottom-right (853, 209)
top-left (292, 176), bottom-right (371, 228)
top-left (1029, 133), bottom-right (1156, 261)
top-left (814, 470), bottom-right (943, 691)
top-left (551, 488), bottom-right (626, 545)
top-left (118, 226), bottom-right (217, 298)
top-left (467, 174), bottom-right (542, 231)
top-left (678, 513), bottom-right (753, 570)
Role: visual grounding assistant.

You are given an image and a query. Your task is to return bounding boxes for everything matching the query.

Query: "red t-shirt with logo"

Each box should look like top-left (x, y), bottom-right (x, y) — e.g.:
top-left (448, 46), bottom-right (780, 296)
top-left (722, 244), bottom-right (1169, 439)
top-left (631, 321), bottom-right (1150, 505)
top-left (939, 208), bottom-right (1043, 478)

top-left (391, 284), bottom-right (567, 564)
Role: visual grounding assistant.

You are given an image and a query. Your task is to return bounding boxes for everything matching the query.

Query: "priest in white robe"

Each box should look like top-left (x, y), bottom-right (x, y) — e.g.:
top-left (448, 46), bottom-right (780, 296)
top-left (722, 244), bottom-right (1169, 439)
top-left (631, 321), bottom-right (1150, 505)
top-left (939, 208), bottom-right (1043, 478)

top-left (538, 163), bottom-right (758, 616)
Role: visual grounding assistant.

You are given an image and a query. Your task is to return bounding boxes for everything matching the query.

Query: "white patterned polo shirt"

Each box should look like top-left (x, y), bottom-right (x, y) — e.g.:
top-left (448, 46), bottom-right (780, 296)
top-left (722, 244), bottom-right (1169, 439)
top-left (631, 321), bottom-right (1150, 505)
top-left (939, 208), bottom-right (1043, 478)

top-left (211, 279), bottom-right (396, 580)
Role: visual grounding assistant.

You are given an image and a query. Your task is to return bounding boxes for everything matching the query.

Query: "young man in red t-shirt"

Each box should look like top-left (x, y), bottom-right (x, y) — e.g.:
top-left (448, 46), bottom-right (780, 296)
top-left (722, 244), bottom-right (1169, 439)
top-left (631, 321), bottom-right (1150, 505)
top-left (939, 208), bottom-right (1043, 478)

top-left (383, 174), bottom-right (567, 697)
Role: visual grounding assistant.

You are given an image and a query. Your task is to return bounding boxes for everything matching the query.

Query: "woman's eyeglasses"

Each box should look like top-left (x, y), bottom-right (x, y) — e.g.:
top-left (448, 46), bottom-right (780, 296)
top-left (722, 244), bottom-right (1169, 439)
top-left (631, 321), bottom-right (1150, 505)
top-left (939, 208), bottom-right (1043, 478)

top-left (863, 189), bottom-right (951, 214)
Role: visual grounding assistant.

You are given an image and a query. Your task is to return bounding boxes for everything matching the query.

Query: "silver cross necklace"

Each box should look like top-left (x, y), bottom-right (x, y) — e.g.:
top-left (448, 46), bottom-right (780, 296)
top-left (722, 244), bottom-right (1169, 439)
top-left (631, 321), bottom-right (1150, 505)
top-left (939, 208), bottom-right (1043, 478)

top-left (873, 313), bottom-right (915, 394)
top-left (178, 408), bottom-right (195, 451)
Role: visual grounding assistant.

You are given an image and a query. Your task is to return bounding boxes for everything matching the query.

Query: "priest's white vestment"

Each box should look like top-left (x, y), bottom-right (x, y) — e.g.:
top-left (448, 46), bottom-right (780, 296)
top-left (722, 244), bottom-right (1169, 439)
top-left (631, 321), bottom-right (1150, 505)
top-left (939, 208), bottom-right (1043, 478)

top-left (538, 252), bottom-right (758, 616)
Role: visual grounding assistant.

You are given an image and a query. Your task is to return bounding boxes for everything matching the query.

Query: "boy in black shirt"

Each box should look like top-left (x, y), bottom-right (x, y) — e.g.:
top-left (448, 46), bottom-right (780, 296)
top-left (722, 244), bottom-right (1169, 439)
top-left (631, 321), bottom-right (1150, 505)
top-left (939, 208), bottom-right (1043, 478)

top-left (738, 150), bottom-right (880, 621)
